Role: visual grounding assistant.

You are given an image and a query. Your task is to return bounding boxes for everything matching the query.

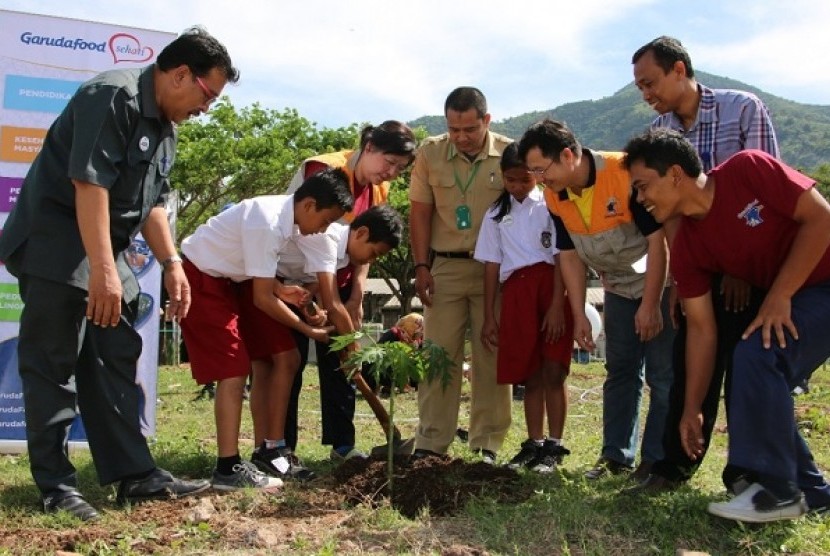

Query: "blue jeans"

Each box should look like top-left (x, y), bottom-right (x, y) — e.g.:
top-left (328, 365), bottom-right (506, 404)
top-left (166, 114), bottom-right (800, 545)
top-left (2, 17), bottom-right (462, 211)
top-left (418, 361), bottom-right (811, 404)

top-left (728, 280), bottom-right (830, 505)
top-left (601, 290), bottom-right (675, 466)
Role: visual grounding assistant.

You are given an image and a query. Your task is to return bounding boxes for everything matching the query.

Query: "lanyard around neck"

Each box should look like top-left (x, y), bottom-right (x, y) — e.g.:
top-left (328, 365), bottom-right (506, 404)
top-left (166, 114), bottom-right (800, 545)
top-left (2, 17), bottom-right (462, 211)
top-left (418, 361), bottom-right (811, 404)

top-left (453, 160), bottom-right (481, 197)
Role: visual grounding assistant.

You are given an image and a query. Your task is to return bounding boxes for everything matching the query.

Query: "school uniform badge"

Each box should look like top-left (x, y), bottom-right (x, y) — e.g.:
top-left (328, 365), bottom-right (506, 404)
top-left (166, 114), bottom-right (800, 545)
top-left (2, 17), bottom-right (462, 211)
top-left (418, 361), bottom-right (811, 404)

top-left (541, 231), bottom-right (552, 248)
top-left (738, 199), bottom-right (764, 227)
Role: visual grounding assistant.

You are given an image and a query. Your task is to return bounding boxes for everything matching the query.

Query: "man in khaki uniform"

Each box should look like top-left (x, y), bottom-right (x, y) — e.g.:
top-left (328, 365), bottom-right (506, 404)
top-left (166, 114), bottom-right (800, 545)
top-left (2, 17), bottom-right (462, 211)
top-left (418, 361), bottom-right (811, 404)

top-left (409, 87), bottom-right (513, 461)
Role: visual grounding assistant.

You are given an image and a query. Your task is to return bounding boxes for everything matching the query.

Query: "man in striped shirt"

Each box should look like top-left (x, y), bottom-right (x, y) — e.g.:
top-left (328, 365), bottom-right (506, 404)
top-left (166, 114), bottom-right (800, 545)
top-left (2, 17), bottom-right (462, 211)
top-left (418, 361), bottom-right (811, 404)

top-left (625, 35), bottom-right (785, 497)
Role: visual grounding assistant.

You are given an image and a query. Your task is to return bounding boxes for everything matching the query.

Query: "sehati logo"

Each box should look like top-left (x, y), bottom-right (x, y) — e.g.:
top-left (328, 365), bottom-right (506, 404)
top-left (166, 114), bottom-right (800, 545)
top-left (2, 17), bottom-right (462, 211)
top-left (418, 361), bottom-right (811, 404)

top-left (108, 33), bottom-right (154, 64)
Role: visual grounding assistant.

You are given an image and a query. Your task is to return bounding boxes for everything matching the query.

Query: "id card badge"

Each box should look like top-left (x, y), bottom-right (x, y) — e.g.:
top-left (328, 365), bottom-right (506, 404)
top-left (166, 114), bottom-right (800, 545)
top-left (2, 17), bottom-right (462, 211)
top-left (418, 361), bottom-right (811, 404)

top-left (455, 204), bottom-right (472, 230)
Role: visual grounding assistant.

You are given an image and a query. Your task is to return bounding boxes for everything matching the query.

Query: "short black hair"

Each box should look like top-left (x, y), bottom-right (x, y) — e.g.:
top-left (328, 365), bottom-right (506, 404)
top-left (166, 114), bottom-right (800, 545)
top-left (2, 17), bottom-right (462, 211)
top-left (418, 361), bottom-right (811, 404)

top-left (350, 205), bottom-right (403, 249)
top-left (444, 87), bottom-right (488, 119)
top-left (623, 128), bottom-right (703, 178)
top-left (157, 26), bottom-right (240, 83)
top-left (294, 168), bottom-right (354, 212)
top-left (631, 36), bottom-right (694, 78)
top-left (517, 119), bottom-right (581, 163)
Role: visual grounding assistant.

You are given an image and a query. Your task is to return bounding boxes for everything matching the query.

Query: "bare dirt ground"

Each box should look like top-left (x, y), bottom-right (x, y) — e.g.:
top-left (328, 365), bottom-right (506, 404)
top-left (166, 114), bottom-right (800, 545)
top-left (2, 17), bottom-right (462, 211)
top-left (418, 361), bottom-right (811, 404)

top-left (3, 455), bottom-right (529, 555)
top-left (331, 453), bottom-right (530, 518)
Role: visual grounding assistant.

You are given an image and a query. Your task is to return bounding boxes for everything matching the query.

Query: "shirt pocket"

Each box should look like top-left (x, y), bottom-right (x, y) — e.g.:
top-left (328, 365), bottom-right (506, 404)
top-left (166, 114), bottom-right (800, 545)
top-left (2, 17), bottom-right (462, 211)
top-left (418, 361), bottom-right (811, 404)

top-left (428, 170), bottom-right (459, 211)
top-left (117, 139), bottom-right (155, 207)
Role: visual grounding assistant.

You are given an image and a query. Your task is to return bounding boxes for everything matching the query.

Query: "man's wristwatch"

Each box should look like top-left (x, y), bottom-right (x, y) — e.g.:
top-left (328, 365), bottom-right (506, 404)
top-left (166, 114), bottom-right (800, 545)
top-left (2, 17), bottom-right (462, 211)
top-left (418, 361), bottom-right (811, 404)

top-left (160, 255), bottom-right (183, 269)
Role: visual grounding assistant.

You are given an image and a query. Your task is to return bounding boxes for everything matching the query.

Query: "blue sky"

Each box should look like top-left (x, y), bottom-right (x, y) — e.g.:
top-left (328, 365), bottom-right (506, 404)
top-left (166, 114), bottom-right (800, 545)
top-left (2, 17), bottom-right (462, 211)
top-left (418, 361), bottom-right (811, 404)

top-left (5, 0), bottom-right (830, 128)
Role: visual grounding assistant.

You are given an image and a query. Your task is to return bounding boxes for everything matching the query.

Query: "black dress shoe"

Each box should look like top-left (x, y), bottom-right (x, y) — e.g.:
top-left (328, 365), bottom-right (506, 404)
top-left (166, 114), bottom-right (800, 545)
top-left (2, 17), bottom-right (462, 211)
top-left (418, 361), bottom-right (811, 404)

top-left (116, 468), bottom-right (210, 504)
top-left (620, 474), bottom-right (680, 496)
top-left (43, 491), bottom-right (100, 521)
top-left (409, 448), bottom-right (446, 463)
top-left (629, 461), bottom-right (654, 483)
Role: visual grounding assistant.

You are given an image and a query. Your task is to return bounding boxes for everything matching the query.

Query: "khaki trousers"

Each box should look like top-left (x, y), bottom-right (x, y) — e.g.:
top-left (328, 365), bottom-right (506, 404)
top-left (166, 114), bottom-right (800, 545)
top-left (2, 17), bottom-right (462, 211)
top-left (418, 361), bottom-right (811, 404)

top-left (415, 257), bottom-right (512, 453)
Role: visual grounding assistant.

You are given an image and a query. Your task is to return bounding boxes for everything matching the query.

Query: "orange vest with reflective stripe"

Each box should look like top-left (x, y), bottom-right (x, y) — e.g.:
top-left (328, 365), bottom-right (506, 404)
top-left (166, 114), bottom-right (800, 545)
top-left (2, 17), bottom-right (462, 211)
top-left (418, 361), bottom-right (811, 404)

top-left (544, 151), bottom-right (650, 299)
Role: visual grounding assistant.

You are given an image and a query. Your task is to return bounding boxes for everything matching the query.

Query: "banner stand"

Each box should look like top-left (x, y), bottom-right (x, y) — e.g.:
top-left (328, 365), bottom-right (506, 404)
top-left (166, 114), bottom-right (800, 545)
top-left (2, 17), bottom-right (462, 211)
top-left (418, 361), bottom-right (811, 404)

top-left (0, 9), bottom-right (176, 454)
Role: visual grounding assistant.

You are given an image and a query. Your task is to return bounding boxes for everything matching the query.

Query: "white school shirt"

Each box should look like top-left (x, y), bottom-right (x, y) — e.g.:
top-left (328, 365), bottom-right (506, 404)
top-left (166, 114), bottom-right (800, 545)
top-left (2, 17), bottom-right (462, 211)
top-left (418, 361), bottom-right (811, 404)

top-left (276, 222), bottom-right (350, 283)
top-left (181, 195), bottom-right (298, 282)
top-left (474, 187), bottom-right (558, 283)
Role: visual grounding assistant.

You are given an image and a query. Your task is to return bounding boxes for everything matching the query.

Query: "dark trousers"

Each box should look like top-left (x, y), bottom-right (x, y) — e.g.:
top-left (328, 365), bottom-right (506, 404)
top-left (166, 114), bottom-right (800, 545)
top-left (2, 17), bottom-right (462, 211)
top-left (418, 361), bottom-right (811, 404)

top-left (729, 280), bottom-right (830, 504)
top-left (652, 275), bottom-right (765, 482)
top-left (17, 275), bottom-right (155, 494)
top-left (284, 283), bottom-right (355, 451)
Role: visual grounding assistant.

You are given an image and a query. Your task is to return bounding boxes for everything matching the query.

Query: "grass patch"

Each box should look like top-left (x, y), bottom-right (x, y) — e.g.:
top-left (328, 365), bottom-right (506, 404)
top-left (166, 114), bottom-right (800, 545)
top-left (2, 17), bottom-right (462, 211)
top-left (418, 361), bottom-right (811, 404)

top-left (0, 360), bottom-right (828, 554)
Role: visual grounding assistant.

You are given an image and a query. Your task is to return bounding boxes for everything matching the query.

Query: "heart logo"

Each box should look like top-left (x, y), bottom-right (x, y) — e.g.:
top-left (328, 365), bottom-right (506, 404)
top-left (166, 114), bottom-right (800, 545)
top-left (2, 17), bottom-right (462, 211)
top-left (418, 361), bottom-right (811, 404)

top-left (109, 33), bottom-right (155, 64)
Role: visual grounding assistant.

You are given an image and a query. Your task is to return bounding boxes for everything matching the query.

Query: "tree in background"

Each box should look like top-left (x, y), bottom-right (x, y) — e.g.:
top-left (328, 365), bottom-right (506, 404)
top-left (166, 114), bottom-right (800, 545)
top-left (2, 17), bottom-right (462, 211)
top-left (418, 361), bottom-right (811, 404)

top-left (370, 182), bottom-right (417, 314)
top-left (170, 99), bottom-right (358, 239)
top-left (810, 164), bottom-right (830, 200)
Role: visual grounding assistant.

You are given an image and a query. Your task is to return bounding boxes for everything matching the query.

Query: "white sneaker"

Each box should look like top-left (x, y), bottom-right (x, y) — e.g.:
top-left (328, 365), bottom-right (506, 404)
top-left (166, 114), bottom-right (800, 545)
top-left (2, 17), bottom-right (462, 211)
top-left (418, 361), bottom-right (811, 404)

top-left (708, 483), bottom-right (807, 523)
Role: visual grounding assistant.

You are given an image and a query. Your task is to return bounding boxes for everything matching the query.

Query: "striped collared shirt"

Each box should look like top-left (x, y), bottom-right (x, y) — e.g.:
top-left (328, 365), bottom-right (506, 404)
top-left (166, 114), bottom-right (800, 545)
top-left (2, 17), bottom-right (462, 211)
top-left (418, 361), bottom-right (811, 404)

top-left (651, 84), bottom-right (779, 171)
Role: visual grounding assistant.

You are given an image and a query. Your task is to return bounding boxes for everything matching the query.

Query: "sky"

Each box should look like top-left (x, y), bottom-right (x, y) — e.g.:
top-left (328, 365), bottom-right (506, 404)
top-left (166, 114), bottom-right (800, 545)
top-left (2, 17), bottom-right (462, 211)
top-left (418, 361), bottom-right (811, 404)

top-left (4, 0), bottom-right (830, 129)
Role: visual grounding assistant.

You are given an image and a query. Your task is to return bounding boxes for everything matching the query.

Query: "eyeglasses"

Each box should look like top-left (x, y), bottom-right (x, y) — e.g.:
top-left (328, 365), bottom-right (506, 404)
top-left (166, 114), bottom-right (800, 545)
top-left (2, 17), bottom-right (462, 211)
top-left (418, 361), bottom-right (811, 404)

top-left (529, 159), bottom-right (555, 177)
top-left (194, 76), bottom-right (219, 106)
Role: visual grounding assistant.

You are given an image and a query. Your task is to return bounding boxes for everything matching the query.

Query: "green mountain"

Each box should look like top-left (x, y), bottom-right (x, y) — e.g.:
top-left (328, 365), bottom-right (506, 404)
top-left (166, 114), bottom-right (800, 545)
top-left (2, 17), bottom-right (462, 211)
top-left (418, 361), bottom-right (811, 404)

top-left (408, 71), bottom-right (830, 170)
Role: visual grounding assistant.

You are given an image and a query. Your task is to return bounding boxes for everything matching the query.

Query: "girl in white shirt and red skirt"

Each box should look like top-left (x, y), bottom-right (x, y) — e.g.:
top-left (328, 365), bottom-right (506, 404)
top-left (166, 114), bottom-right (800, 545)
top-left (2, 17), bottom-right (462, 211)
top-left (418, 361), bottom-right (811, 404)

top-left (474, 143), bottom-right (574, 472)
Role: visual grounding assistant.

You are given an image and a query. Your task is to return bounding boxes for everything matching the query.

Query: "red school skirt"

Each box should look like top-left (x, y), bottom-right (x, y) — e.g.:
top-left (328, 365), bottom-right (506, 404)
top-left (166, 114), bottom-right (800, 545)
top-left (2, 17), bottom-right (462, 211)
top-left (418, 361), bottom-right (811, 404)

top-left (497, 262), bottom-right (574, 385)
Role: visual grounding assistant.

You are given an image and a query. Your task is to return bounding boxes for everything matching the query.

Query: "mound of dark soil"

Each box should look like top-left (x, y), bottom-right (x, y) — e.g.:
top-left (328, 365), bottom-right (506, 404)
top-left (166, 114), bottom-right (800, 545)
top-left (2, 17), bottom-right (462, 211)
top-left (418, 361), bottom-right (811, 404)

top-left (331, 454), bottom-right (531, 518)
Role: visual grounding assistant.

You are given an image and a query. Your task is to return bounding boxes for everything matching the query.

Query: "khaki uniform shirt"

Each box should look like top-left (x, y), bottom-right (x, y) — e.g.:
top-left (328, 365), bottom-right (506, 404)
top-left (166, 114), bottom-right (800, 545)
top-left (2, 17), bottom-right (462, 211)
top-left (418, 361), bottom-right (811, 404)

top-left (409, 131), bottom-right (512, 253)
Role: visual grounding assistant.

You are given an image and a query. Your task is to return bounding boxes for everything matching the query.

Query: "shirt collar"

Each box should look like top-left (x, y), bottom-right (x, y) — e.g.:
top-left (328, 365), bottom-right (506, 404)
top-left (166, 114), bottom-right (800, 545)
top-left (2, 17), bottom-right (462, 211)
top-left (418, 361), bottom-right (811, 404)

top-left (558, 149), bottom-right (598, 201)
top-left (139, 65), bottom-right (162, 121)
top-left (284, 197), bottom-right (301, 238)
top-left (511, 185), bottom-right (544, 207)
top-left (695, 83), bottom-right (718, 124)
top-left (446, 130), bottom-right (501, 162)
top-left (345, 149), bottom-right (360, 173)
top-left (664, 83), bottom-right (717, 131)
top-left (335, 223), bottom-right (349, 265)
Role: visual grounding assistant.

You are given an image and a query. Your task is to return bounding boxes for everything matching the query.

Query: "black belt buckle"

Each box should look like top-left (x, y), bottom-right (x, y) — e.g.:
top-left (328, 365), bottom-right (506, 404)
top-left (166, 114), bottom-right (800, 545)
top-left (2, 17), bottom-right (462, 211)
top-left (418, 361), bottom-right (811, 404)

top-left (434, 251), bottom-right (473, 259)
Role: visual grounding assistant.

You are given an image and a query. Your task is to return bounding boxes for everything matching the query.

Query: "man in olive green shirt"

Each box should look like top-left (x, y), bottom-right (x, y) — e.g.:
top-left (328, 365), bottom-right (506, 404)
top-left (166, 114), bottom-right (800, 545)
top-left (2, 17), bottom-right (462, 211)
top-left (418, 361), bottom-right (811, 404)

top-left (0, 28), bottom-right (238, 521)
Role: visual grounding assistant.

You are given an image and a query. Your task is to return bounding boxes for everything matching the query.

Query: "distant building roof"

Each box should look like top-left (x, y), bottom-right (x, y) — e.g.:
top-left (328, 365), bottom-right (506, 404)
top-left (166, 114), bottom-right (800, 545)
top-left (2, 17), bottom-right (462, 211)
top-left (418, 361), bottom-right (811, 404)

top-left (365, 278), bottom-right (397, 296)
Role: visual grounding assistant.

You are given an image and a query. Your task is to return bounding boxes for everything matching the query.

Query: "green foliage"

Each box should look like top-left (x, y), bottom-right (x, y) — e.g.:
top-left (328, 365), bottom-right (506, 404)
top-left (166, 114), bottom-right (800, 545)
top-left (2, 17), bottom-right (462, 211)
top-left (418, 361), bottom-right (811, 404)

top-left (331, 329), bottom-right (454, 492)
top-left (170, 98), bottom-right (358, 240)
top-left (809, 164), bottom-right (830, 199)
top-left (329, 331), bottom-right (454, 391)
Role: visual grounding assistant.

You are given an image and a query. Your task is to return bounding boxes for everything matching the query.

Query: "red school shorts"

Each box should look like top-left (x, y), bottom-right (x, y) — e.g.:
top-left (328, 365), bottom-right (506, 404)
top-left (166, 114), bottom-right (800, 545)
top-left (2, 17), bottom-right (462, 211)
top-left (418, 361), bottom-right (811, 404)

top-left (496, 262), bottom-right (574, 385)
top-left (236, 279), bottom-right (296, 361)
top-left (180, 259), bottom-right (294, 385)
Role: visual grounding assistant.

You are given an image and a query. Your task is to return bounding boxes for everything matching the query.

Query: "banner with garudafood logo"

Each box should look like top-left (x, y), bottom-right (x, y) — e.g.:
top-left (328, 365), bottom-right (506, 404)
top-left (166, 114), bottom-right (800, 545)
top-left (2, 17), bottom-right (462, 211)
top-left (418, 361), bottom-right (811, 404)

top-left (0, 9), bottom-right (176, 452)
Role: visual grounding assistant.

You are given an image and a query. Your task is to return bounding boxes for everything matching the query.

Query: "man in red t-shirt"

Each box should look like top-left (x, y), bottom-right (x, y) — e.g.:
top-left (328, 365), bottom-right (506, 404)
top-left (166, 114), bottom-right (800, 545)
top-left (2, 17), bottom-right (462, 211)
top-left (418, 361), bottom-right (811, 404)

top-left (622, 128), bottom-right (830, 523)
